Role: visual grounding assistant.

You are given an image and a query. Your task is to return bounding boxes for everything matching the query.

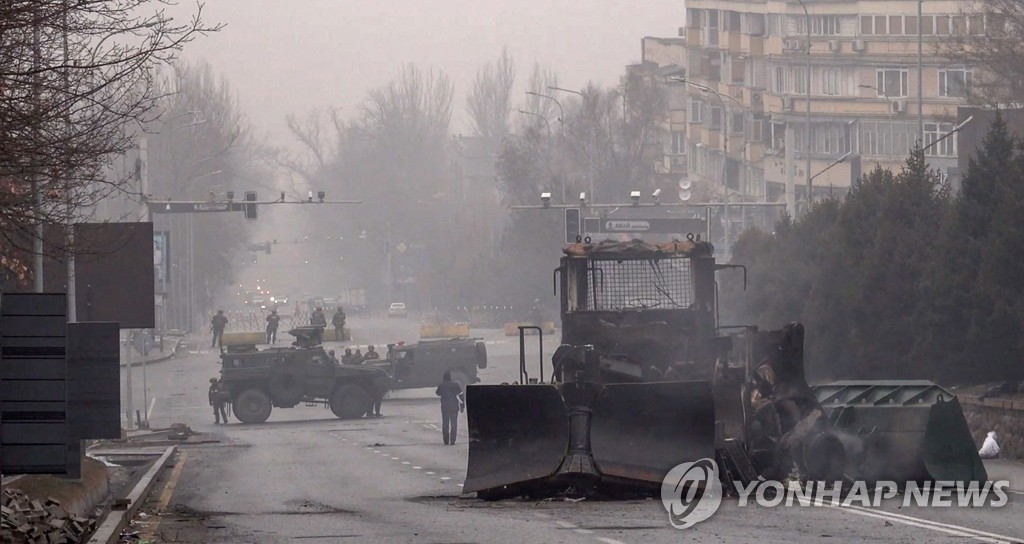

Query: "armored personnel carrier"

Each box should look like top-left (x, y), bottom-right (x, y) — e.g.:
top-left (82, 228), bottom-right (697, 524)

top-left (219, 327), bottom-right (390, 423)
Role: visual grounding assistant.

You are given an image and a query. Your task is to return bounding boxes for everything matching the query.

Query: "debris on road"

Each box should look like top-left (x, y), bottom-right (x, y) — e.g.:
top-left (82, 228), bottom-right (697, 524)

top-left (0, 488), bottom-right (96, 543)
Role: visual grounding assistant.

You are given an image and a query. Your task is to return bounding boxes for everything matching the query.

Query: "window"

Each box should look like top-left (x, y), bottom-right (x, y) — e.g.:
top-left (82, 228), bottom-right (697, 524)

top-left (731, 112), bottom-right (745, 134)
top-left (889, 15), bottom-right (904, 35)
top-left (822, 68), bottom-right (841, 96)
top-left (874, 15), bottom-right (887, 35)
top-left (709, 106), bottom-right (722, 130)
top-left (671, 131), bottom-right (685, 154)
top-left (905, 15), bottom-right (918, 35)
top-left (921, 15), bottom-right (934, 35)
top-left (936, 15), bottom-right (950, 35)
top-left (689, 99), bottom-right (704, 124)
top-left (746, 13), bottom-right (766, 36)
top-left (939, 68), bottom-right (972, 98)
top-left (859, 121), bottom-right (916, 157)
top-left (861, 15), bottom-right (873, 35)
top-left (877, 68), bottom-right (909, 97)
top-left (924, 122), bottom-right (957, 157)
top-left (799, 15), bottom-right (841, 36)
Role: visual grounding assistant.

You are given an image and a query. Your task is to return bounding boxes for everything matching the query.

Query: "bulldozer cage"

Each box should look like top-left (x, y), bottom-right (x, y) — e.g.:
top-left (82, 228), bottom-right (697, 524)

top-left (568, 256), bottom-right (696, 311)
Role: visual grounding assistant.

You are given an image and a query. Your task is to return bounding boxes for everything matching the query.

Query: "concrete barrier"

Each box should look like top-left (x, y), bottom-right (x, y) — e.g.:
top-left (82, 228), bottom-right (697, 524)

top-left (503, 321), bottom-right (556, 336)
top-left (420, 323), bottom-right (470, 338)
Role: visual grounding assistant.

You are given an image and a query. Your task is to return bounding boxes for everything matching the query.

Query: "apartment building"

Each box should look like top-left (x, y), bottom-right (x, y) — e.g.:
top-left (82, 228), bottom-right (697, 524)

top-left (649, 0), bottom-right (977, 212)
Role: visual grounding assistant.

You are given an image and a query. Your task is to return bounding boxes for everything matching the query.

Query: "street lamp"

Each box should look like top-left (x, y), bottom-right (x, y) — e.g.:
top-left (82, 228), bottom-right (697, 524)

top-left (526, 92), bottom-right (566, 202)
top-left (549, 86), bottom-right (595, 203)
top-left (517, 109), bottom-right (561, 200)
top-left (859, 84), bottom-right (895, 158)
top-left (526, 91), bottom-right (564, 129)
top-left (922, 116), bottom-right (973, 154)
top-left (809, 151), bottom-right (852, 185)
top-left (796, 0), bottom-right (812, 206)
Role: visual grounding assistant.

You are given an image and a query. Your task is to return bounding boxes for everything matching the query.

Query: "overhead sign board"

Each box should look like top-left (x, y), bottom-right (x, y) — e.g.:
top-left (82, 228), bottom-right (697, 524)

top-left (582, 217), bottom-right (706, 235)
top-left (149, 202), bottom-right (245, 214)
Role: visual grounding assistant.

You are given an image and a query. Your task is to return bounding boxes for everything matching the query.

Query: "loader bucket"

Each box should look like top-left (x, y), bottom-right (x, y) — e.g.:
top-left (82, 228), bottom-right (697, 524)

top-left (464, 384), bottom-right (568, 494)
top-left (591, 381), bottom-right (716, 485)
top-left (813, 381), bottom-right (987, 484)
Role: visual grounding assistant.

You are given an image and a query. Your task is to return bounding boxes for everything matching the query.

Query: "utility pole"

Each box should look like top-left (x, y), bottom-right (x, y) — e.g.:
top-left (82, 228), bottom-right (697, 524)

top-left (797, 0), bottom-right (812, 207)
top-left (32, 20), bottom-right (43, 292)
top-left (918, 0), bottom-right (925, 146)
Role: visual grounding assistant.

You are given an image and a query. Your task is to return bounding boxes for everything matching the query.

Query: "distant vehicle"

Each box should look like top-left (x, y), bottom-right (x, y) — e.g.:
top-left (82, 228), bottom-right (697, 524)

top-left (387, 302), bottom-right (407, 318)
top-left (251, 295), bottom-right (268, 309)
top-left (219, 327), bottom-right (390, 423)
top-left (369, 337), bottom-right (487, 390)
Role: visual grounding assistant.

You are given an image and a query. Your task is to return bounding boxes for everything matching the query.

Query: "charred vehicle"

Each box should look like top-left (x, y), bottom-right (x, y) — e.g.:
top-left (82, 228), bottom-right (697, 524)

top-left (219, 327), bottom-right (390, 423)
top-left (464, 237), bottom-right (985, 499)
top-left (369, 338), bottom-right (487, 390)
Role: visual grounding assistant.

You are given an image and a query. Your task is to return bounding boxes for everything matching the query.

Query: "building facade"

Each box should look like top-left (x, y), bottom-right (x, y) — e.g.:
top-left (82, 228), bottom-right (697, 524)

top-left (648, 0), bottom-right (978, 216)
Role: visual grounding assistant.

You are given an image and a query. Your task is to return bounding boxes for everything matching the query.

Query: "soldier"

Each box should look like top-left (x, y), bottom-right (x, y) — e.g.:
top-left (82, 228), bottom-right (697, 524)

top-left (211, 310), bottom-right (228, 348)
top-left (332, 307), bottom-right (346, 341)
top-left (435, 371), bottom-right (465, 445)
top-left (341, 348), bottom-right (354, 364)
top-left (209, 377), bottom-right (229, 424)
top-left (266, 309), bottom-right (280, 344)
top-left (352, 348), bottom-right (364, 364)
top-left (364, 345), bottom-right (380, 361)
top-left (310, 306), bottom-right (327, 345)
top-left (328, 349), bottom-right (339, 364)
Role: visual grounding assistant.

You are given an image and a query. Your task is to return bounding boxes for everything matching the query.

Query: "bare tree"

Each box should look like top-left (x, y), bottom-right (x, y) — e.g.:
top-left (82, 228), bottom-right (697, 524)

top-left (466, 48), bottom-right (516, 143)
top-left (0, 0), bottom-right (219, 284)
top-left (949, 1), bottom-right (1024, 104)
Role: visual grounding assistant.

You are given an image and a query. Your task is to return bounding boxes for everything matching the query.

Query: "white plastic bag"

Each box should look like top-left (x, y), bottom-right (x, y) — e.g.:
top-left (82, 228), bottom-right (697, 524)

top-left (978, 431), bottom-right (1000, 459)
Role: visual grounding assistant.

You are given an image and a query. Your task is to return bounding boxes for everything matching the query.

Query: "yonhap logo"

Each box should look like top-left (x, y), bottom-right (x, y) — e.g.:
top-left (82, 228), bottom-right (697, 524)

top-left (661, 458), bottom-right (722, 529)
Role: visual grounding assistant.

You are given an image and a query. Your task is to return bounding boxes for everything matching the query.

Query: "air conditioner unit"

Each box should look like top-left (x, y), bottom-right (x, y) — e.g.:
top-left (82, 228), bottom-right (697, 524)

top-left (782, 97), bottom-right (794, 111)
top-left (784, 39), bottom-right (804, 52)
top-left (852, 39), bottom-right (866, 52)
top-left (891, 100), bottom-right (907, 114)
top-left (678, 27), bottom-right (686, 37)
top-left (828, 40), bottom-right (840, 53)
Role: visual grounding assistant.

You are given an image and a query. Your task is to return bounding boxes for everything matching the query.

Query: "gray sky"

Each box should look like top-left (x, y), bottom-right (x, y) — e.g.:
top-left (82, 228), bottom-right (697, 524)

top-left (174, 0), bottom-right (684, 144)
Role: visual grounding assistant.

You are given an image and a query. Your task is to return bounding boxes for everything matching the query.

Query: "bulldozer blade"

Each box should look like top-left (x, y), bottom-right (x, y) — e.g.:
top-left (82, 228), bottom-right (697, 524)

top-left (591, 381), bottom-right (715, 485)
top-left (464, 385), bottom-right (569, 494)
top-left (814, 381), bottom-right (987, 484)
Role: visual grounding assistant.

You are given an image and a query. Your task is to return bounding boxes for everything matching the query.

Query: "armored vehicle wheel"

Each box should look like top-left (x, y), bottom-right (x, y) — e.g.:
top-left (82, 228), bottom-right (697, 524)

top-left (330, 384), bottom-right (372, 419)
top-left (234, 388), bottom-right (273, 423)
top-left (475, 342), bottom-right (487, 369)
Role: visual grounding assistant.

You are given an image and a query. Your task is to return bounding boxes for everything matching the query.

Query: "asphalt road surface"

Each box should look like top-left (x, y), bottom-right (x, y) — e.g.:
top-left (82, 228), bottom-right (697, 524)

top-left (122, 316), bottom-right (1024, 543)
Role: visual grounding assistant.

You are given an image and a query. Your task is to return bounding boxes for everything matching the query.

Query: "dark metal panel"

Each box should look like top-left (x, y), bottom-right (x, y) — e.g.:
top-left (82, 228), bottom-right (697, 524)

top-left (0, 316), bottom-right (67, 337)
top-left (0, 294), bottom-right (66, 316)
top-left (0, 359), bottom-right (65, 380)
top-left (73, 222), bottom-right (155, 328)
top-left (67, 322), bottom-right (121, 440)
top-left (2, 445), bottom-right (67, 474)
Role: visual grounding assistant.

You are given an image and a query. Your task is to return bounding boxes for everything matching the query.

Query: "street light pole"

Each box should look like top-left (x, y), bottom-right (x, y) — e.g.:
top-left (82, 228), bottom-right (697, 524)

top-left (918, 0), bottom-right (925, 146)
top-left (797, 0), bottom-right (812, 207)
top-left (526, 92), bottom-right (567, 202)
top-left (549, 86), bottom-right (595, 203)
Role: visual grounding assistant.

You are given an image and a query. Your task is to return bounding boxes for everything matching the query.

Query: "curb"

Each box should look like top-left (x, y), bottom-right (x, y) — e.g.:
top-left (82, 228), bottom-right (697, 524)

top-left (87, 445), bottom-right (176, 544)
top-left (120, 339), bottom-right (183, 368)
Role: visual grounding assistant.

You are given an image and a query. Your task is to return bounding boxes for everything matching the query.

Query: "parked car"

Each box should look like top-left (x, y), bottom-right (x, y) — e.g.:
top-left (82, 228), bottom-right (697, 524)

top-left (387, 302), bottom-right (407, 318)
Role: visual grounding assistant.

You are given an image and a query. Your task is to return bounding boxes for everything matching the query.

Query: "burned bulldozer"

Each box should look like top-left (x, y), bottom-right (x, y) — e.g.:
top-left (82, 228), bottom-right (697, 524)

top-left (464, 237), bottom-right (985, 499)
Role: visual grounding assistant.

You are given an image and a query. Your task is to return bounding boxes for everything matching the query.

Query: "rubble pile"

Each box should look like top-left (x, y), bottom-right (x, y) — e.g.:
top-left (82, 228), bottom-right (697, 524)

top-left (0, 489), bottom-right (95, 544)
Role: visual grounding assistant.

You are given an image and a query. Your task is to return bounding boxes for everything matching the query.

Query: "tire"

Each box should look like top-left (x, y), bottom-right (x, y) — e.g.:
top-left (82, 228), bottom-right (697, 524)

top-left (268, 372), bottom-right (304, 406)
top-left (474, 341), bottom-right (487, 369)
top-left (234, 388), bottom-right (272, 424)
top-left (330, 384), bottom-right (372, 419)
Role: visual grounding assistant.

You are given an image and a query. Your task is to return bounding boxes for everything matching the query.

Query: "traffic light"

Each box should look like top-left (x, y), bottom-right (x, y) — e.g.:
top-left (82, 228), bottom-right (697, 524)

top-left (564, 208), bottom-right (581, 244)
top-left (244, 191), bottom-right (257, 220)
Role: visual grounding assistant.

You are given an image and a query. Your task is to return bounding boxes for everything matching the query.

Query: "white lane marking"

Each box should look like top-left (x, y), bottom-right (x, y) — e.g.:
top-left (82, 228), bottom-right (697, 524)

top-left (835, 504), bottom-right (1018, 544)
top-left (595, 538), bottom-right (628, 544)
top-left (555, 521), bottom-right (576, 529)
top-left (401, 461), bottom-right (410, 465)
top-left (426, 471), bottom-right (435, 475)
top-left (146, 397), bottom-right (158, 421)
top-left (440, 477), bottom-right (451, 481)
top-left (390, 457), bottom-right (400, 460)
top-left (372, 450), bottom-right (380, 453)
top-left (573, 529), bottom-right (593, 535)
top-left (457, 484), bottom-right (464, 487)
top-left (413, 466), bottom-right (422, 470)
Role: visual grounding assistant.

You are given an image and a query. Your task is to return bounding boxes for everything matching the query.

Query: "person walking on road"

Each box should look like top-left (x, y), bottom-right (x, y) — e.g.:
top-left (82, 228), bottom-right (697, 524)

top-left (209, 377), bottom-right (229, 424)
top-left (266, 309), bottom-right (280, 344)
top-left (331, 307), bottom-right (346, 341)
top-left (435, 371), bottom-right (465, 445)
top-left (211, 310), bottom-right (228, 349)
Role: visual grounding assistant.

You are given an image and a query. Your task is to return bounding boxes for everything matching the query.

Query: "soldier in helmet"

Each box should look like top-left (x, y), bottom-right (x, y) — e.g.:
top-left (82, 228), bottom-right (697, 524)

top-left (209, 377), bottom-right (229, 424)
top-left (352, 348), bottom-right (364, 364)
top-left (341, 348), bottom-right (354, 364)
top-left (364, 345), bottom-right (380, 361)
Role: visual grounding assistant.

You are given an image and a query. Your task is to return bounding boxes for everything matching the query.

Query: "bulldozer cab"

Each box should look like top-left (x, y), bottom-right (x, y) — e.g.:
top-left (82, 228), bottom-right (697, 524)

top-left (553, 238), bottom-right (719, 380)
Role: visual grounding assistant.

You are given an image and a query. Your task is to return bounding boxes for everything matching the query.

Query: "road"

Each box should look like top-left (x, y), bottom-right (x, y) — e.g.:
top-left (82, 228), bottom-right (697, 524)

top-left (121, 316), bottom-right (1024, 543)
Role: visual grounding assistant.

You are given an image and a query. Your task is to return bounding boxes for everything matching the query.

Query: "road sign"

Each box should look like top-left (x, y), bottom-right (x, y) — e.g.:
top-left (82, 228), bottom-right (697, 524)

top-left (396, 242), bottom-right (408, 253)
top-left (149, 202), bottom-right (245, 214)
top-left (582, 217), bottom-right (706, 235)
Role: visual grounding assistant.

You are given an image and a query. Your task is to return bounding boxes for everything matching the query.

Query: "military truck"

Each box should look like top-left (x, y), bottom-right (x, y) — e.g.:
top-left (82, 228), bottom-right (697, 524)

top-left (369, 337), bottom-right (487, 390)
top-left (219, 327), bottom-right (390, 423)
